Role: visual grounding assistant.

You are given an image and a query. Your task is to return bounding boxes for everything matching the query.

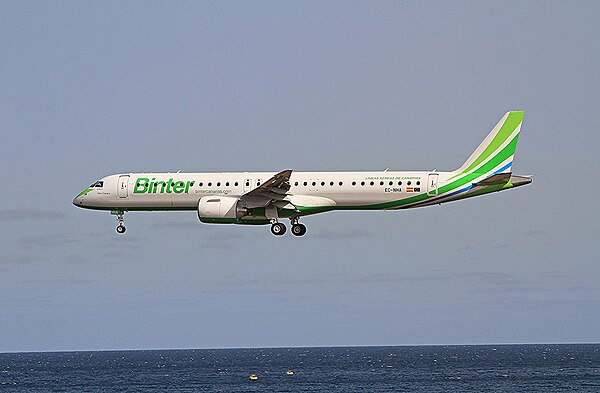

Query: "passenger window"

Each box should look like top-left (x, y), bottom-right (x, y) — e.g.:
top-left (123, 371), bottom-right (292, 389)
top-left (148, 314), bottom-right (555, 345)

top-left (339, 182), bottom-right (343, 186)
top-left (330, 181), bottom-right (334, 186)
top-left (312, 182), bottom-right (316, 186)
top-left (352, 181), bottom-right (356, 186)
top-left (208, 182), bottom-right (212, 187)
top-left (294, 182), bottom-right (298, 186)
top-left (217, 182), bottom-right (221, 187)
top-left (199, 182), bottom-right (203, 187)
top-left (389, 181), bottom-right (393, 186)
top-left (407, 181), bottom-right (411, 185)
top-left (416, 181), bottom-right (421, 185)
top-left (398, 181), bottom-right (402, 185)
top-left (226, 182), bottom-right (229, 186)
top-left (379, 181), bottom-right (384, 186)
top-left (370, 181), bottom-right (374, 186)
top-left (303, 182), bottom-right (308, 186)
top-left (361, 181), bottom-right (365, 186)
top-left (235, 182), bottom-right (238, 186)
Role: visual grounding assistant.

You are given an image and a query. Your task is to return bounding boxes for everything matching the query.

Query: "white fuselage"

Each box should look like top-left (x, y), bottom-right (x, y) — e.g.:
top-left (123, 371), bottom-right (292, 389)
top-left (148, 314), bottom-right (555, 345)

top-left (74, 170), bottom-right (446, 212)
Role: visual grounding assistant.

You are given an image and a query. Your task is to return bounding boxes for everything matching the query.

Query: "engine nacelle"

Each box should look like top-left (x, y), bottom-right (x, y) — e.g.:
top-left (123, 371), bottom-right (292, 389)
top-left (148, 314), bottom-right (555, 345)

top-left (197, 196), bottom-right (248, 224)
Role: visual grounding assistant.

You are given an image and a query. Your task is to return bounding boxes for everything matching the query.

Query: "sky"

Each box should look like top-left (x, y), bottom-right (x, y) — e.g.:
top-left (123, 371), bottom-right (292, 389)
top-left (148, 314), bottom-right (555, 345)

top-left (1, 1), bottom-right (599, 352)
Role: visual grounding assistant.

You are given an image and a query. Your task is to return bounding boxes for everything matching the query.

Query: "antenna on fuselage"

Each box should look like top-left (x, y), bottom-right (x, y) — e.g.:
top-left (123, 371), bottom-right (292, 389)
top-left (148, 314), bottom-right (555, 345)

top-left (384, 168), bottom-right (389, 172)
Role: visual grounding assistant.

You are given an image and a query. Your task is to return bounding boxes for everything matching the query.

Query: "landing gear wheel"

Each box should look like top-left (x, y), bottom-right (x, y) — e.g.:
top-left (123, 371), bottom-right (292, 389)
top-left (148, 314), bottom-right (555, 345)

top-left (291, 223), bottom-right (307, 237)
top-left (112, 210), bottom-right (126, 234)
top-left (270, 222), bottom-right (286, 236)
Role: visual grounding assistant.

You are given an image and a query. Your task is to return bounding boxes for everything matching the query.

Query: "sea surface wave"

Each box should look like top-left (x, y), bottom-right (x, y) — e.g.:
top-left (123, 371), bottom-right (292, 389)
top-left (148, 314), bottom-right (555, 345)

top-left (1, 344), bottom-right (599, 392)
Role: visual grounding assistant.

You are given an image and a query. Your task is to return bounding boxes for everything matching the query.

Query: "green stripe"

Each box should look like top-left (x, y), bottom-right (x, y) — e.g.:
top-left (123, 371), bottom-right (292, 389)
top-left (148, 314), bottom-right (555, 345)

top-left (77, 188), bottom-right (93, 197)
top-left (462, 111), bottom-right (522, 173)
top-left (442, 182), bottom-right (514, 204)
top-left (438, 134), bottom-right (519, 195)
top-left (450, 111), bottom-right (523, 180)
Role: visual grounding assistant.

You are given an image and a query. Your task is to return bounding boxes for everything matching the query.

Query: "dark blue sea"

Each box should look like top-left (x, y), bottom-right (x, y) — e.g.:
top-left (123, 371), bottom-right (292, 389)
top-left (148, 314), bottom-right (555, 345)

top-left (1, 344), bottom-right (599, 392)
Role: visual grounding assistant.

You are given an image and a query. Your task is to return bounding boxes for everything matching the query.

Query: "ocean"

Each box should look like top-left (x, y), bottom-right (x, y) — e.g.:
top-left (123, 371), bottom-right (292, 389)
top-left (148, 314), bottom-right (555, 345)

top-left (1, 344), bottom-right (599, 392)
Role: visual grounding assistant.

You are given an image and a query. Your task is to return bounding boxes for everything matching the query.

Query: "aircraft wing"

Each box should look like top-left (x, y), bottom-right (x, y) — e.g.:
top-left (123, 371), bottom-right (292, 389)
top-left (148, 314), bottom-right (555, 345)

top-left (239, 169), bottom-right (298, 210)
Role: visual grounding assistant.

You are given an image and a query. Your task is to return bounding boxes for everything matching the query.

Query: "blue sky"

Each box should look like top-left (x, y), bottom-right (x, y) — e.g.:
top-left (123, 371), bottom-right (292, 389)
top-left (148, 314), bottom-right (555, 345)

top-left (1, 1), bottom-right (599, 351)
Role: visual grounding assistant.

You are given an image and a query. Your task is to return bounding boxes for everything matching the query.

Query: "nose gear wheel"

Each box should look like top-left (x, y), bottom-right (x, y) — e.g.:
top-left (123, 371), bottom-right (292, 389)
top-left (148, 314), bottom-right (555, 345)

top-left (112, 211), bottom-right (126, 234)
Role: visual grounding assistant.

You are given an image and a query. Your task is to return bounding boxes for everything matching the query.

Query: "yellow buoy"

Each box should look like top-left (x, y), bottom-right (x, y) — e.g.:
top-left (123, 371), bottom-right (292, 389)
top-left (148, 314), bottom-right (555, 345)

top-left (286, 370), bottom-right (294, 375)
top-left (249, 374), bottom-right (258, 380)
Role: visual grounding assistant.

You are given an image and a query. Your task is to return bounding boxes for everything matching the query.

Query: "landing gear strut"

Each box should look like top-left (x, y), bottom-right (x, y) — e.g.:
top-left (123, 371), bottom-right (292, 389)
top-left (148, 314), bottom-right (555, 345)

top-left (290, 218), bottom-right (307, 237)
top-left (113, 211), bottom-right (126, 234)
top-left (270, 220), bottom-right (286, 236)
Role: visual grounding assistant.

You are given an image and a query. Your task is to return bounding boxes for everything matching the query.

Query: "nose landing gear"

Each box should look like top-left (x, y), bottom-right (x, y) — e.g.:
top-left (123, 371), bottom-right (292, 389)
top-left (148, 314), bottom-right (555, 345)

top-left (112, 210), bottom-right (126, 234)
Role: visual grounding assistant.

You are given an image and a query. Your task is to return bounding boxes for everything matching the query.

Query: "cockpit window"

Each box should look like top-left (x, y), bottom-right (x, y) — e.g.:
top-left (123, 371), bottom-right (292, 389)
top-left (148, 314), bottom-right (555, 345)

top-left (89, 181), bottom-right (104, 188)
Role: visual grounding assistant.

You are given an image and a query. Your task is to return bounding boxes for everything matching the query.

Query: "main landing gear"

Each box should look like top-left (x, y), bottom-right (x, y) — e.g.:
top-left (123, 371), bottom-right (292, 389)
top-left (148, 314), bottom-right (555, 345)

top-left (269, 218), bottom-right (307, 237)
top-left (270, 221), bottom-right (286, 236)
top-left (291, 223), bottom-right (307, 237)
top-left (113, 211), bottom-right (126, 234)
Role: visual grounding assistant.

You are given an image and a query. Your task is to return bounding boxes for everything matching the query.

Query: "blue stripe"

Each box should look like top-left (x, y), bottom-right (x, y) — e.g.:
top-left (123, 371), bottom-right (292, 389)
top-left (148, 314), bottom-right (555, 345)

top-left (495, 161), bottom-right (513, 174)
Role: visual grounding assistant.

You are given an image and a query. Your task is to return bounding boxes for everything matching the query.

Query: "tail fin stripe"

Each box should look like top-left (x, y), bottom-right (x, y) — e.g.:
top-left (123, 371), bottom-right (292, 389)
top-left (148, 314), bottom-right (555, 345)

top-left (459, 111), bottom-right (523, 175)
top-left (438, 134), bottom-right (519, 196)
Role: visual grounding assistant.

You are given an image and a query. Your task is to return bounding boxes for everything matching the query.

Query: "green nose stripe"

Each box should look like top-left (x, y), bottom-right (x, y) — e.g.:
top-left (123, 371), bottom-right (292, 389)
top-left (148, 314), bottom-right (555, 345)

top-left (77, 188), bottom-right (93, 197)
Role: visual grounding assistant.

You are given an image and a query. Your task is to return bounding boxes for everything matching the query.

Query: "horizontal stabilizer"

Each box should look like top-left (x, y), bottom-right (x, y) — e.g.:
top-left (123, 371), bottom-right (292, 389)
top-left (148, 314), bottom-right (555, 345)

top-left (472, 173), bottom-right (512, 187)
top-left (508, 175), bottom-right (532, 188)
top-left (472, 173), bottom-right (532, 188)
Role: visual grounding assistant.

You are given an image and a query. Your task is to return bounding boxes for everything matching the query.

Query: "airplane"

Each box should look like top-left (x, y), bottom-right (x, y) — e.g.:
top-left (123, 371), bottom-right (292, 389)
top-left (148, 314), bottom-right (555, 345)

top-left (73, 111), bottom-right (531, 236)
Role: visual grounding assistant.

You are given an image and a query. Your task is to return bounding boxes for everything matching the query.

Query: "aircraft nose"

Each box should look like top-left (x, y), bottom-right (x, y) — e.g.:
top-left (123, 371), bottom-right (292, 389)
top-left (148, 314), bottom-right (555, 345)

top-left (73, 195), bottom-right (83, 207)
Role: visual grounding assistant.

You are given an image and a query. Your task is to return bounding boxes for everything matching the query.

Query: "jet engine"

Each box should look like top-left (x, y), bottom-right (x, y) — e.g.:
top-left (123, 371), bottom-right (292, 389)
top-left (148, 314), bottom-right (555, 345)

top-left (197, 196), bottom-right (248, 223)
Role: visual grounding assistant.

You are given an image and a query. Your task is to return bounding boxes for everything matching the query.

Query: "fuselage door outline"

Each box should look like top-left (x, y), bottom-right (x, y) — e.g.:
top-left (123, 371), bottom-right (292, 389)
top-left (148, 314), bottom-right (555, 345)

top-left (118, 175), bottom-right (130, 198)
top-left (427, 173), bottom-right (439, 196)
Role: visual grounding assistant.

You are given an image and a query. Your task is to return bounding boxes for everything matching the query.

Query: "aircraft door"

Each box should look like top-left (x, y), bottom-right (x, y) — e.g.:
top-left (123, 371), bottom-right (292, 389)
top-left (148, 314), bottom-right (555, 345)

top-left (427, 173), bottom-right (439, 196)
top-left (118, 175), bottom-right (129, 198)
